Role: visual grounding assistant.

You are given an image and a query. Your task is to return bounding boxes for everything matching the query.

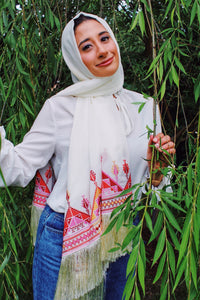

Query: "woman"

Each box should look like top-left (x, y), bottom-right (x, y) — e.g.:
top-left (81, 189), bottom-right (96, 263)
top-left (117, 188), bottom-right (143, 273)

top-left (0, 12), bottom-right (175, 300)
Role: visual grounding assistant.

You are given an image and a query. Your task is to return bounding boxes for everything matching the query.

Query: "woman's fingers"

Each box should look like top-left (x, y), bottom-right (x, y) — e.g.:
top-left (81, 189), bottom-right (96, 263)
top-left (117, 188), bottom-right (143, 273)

top-left (153, 134), bottom-right (176, 154)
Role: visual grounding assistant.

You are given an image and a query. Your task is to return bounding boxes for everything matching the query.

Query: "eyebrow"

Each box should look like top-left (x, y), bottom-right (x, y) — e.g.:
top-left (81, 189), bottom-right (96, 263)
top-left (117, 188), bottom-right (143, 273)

top-left (78, 31), bottom-right (109, 48)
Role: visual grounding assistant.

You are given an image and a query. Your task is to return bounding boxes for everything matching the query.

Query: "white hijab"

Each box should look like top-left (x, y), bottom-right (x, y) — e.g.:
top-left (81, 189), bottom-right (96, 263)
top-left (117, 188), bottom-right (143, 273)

top-left (58, 11), bottom-right (124, 97)
top-left (55, 12), bottom-right (132, 300)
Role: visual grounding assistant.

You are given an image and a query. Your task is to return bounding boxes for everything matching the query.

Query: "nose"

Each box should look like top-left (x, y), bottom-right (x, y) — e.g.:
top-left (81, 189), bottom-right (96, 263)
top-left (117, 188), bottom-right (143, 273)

top-left (96, 43), bottom-right (108, 58)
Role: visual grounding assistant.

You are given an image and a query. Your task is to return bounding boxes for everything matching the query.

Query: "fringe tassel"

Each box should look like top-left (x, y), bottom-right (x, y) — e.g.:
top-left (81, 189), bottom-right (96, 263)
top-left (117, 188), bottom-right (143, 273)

top-left (101, 213), bottom-right (132, 261)
top-left (55, 240), bottom-right (105, 300)
top-left (55, 213), bottom-right (131, 300)
top-left (30, 205), bottom-right (44, 245)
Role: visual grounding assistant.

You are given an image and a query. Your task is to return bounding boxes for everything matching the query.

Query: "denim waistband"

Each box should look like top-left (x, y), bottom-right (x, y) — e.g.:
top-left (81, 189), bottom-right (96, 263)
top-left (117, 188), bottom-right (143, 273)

top-left (44, 204), bottom-right (64, 221)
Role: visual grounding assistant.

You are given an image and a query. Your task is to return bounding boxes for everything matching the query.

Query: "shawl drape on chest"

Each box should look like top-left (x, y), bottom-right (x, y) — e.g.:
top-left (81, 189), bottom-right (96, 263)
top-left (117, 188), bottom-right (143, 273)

top-left (32, 12), bottom-right (133, 300)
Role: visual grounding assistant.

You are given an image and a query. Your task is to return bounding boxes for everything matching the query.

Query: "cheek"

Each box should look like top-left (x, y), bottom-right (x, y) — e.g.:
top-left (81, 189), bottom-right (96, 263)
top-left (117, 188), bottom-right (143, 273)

top-left (80, 53), bottom-right (94, 71)
top-left (110, 43), bottom-right (119, 62)
top-left (115, 50), bottom-right (119, 65)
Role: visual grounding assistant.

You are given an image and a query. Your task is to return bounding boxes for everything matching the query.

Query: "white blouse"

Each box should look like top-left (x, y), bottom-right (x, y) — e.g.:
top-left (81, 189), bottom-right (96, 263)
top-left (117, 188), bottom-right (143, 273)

top-left (0, 89), bottom-right (166, 213)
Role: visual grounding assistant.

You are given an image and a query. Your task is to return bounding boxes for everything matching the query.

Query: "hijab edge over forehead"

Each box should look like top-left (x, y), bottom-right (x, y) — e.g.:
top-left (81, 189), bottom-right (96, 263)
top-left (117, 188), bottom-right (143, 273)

top-left (58, 12), bottom-right (124, 98)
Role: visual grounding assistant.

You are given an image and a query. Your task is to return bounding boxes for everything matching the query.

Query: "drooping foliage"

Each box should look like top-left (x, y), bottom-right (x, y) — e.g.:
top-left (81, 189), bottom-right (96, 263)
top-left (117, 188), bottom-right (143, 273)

top-left (0, 0), bottom-right (199, 299)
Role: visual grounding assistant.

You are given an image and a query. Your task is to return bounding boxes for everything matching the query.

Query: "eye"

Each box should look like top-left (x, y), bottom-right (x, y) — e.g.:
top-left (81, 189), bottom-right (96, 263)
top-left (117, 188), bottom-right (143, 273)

top-left (82, 44), bottom-right (92, 51)
top-left (101, 35), bottom-right (110, 42)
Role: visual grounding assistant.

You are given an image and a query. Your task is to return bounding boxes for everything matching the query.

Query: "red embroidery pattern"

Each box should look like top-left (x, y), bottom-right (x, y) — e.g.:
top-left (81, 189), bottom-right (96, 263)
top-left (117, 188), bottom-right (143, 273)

top-left (33, 164), bottom-right (55, 208)
top-left (62, 162), bottom-right (132, 256)
top-left (101, 170), bottom-right (132, 213)
top-left (63, 186), bottom-right (102, 255)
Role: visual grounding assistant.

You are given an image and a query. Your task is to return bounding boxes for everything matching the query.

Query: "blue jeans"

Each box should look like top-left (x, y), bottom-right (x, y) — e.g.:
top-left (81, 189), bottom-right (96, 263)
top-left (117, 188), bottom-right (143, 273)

top-left (32, 205), bottom-right (133, 300)
top-left (32, 205), bottom-right (64, 300)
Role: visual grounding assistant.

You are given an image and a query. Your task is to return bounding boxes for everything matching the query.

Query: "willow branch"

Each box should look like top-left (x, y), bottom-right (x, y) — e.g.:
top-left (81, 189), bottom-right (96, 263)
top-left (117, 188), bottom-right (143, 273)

top-left (147, 0), bottom-right (157, 135)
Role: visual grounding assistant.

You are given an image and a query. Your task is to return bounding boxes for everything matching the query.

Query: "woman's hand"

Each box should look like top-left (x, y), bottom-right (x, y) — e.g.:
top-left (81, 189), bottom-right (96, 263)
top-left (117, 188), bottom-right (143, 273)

top-left (147, 133), bottom-right (176, 187)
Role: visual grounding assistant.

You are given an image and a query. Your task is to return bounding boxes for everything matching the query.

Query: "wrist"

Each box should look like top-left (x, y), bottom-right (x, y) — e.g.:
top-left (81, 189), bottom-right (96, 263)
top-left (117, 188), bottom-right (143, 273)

top-left (151, 171), bottom-right (163, 187)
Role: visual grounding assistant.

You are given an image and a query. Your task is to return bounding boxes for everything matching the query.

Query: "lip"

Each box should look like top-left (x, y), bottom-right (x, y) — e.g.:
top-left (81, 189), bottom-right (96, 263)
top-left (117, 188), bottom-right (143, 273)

top-left (96, 57), bottom-right (114, 67)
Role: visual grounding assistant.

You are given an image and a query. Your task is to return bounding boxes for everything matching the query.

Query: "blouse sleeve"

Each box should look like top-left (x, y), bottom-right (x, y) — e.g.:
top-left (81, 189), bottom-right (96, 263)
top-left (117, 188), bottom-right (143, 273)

top-left (0, 99), bottom-right (56, 187)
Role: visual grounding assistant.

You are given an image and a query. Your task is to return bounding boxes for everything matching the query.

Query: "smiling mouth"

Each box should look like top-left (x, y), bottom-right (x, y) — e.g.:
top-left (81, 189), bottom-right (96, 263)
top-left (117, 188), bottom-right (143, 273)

top-left (97, 57), bottom-right (114, 67)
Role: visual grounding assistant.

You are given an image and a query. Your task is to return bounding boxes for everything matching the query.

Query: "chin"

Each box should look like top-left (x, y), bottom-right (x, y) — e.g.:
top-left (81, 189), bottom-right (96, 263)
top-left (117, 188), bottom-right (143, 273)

top-left (95, 66), bottom-right (119, 77)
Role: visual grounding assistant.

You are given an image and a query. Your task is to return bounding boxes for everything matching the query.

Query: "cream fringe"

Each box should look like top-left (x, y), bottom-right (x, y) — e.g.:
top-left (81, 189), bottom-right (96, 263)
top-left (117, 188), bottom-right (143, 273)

top-left (30, 205), bottom-right (44, 245)
top-left (54, 213), bottom-right (132, 300)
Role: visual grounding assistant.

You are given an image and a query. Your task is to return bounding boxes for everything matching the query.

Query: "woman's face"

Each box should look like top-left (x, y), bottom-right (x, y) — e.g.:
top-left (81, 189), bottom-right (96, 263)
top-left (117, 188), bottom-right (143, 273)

top-left (75, 19), bottom-right (119, 77)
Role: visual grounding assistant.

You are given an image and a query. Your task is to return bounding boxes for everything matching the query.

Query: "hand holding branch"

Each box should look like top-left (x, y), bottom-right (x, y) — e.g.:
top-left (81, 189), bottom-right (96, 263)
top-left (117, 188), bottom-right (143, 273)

top-left (147, 133), bottom-right (176, 187)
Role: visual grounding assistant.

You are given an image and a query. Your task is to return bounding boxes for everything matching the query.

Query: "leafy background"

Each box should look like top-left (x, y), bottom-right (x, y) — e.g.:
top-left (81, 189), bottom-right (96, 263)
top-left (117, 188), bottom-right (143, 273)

top-left (0, 0), bottom-right (199, 299)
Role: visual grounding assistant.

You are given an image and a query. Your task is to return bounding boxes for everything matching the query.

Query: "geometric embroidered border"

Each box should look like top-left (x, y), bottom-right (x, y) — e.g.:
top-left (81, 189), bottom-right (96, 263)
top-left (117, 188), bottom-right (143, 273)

top-left (101, 194), bottom-right (131, 213)
top-left (63, 219), bottom-right (102, 255)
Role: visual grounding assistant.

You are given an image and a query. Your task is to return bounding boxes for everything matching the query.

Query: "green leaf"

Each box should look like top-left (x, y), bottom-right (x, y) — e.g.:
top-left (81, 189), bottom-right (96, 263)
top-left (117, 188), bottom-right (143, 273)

top-left (122, 226), bottom-right (140, 250)
top-left (0, 253), bottom-right (11, 273)
top-left (116, 211), bottom-right (125, 232)
top-left (110, 202), bottom-right (125, 218)
top-left (190, 248), bottom-right (197, 289)
top-left (174, 56), bottom-right (186, 74)
top-left (138, 10), bottom-right (145, 36)
top-left (54, 16), bottom-right (60, 31)
top-left (126, 245), bottom-right (138, 276)
top-left (148, 54), bottom-right (162, 73)
top-left (190, 0), bottom-right (197, 25)
top-left (146, 125), bottom-right (154, 136)
top-left (178, 48), bottom-right (189, 57)
top-left (135, 284), bottom-right (141, 300)
top-left (19, 52), bottom-right (29, 65)
top-left (138, 252), bottom-right (145, 294)
top-left (144, 211), bottom-right (153, 233)
top-left (162, 196), bottom-right (186, 213)
top-left (108, 246), bottom-right (121, 253)
top-left (163, 0), bottom-right (173, 20)
top-left (0, 77), bottom-right (6, 99)
top-left (102, 215), bottom-right (118, 235)
top-left (138, 102), bottom-right (146, 113)
top-left (20, 99), bottom-right (34, 116)
top-left (198, 2), bottom-right (200, 25)
top-left (149, 211), bottom-right (163, 243)
top-left (158, 59), bottom-right (164, 82)
top-left (2, 10), bottom-right (8, 27)
top-left (129, 13), bottom-right (139, 32)
top-left (153, 251), bottom-right (166, 283)
top-left (167, 240), bottom-right (176, 277)
top-left (171, 7), bottom-right (175, 26)
top-left (160, 80), bottom-right (166, 100)
top-left (197, 148), bottom-right (200, 186)
top-left (167, 44), bottom-right (173, 63)
top-left (185, 193), bottom-right (191, 209)
top-left (16, 261), bottom-right (20, 287)
top-left (10, 234), bottom-right (17, 256)
top-left (187, 163), bottom-right (193, 196)
top-left (152, 228), bottom-right (165, 265)
top-left (171, 65), bottom-right (179, 87)
top-left (194, 75), bottom-right (200, 103)
top-left (173, 257), bottom-right (187, 292)
top-left (162, 202), bottom-right (181, 232)
top-left (177, 224), bottom-right (190, 267)
top-left (16, 57), bottom-right (29, 75)
top-left (193, 211), bottom-right (200, 252)
top-left (48, 8), bottom-right (54, 29)
top-left (19, 111), bottom-right (26, 128)
top-left (123, 269), bottom-right (135, 300)
top-left (141, 0), bottom-right (150, 11)
top-left (0, 168), bottom-right (17, 210)
top-left (160, 282), bottom-right (168, 300)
